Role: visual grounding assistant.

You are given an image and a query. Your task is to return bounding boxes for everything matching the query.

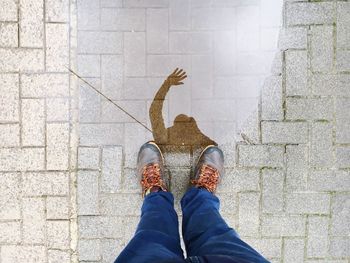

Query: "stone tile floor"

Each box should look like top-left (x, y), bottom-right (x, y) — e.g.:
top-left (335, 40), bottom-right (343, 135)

top-left (0, 0), bottom-right (350, 262)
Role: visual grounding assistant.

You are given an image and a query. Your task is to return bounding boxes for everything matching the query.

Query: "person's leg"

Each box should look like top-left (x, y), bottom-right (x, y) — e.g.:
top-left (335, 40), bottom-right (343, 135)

top-left (116, 191), bottom-right (184, 263)
top-left (115, 142), bottom-right (184, 263)
top-left (181, 145), bottom-right (268, 262)
top-left (181, 187), bottom-right (267, 261)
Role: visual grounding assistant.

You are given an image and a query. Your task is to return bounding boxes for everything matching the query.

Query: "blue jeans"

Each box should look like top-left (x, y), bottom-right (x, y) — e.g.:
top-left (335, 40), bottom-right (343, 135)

top-left (115, 187), bottom-right (268, 263)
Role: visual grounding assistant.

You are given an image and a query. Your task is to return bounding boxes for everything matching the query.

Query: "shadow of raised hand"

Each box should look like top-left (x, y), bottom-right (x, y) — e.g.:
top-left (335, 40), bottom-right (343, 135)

top-left (150, 68), bottom-right (216, 148)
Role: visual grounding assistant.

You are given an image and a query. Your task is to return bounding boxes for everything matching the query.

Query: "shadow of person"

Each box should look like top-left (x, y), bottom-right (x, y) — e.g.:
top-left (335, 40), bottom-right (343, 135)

top-left (150, 68), bottom-right (216, 148)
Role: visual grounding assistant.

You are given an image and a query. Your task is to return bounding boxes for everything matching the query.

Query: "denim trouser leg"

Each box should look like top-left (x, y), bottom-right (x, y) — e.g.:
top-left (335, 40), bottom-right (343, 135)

top-left (115, 192), bottom-right (184, 263)
top-left (181, 187), bottom-right (269, 262)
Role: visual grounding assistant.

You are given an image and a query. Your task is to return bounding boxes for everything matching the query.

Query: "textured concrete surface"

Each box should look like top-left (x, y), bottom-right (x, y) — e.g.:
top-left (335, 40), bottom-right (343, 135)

top-left (0, 0), bottom-right (350, 263)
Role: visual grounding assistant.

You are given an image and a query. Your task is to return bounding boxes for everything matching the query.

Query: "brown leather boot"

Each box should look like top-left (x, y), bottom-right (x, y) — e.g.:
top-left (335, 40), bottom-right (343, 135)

top-left (192, 145), bottom-right (224, 193)
top-left (137, 141), bottom-right (168, 197)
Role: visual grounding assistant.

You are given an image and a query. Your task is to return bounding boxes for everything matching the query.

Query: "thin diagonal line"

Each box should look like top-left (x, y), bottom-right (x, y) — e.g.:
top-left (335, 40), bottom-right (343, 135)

top-left (67, 67), bottom-right (153, 133)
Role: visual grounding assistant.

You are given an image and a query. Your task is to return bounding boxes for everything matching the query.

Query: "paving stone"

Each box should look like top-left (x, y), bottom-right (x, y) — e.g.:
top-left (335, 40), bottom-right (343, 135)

top-left (337, 50), bottom-right (350, 72)
top-left (19, 0), bottom-right (43, 47)
top-left (312, 74), bottom-right (350, 97)
top-left (283, 238), bottom-right (305, 263)
top-left (77, 0), bottom-right (100, 30)
top-left (193, 7), bottom-right (236, 31)
top-left (100, 193), bottom-right (142, 216)
top-left (331, 193), bottom-right (350, 237)
top-left (0, 172), bottom-right (21, 219)
top-left (147, 55), bottom-right (190, 77)
top-left (1, 245), bottom-right (46, 263)
top-left (278, 26), bottom-right (307, 50)
top-left (77, 170), bottom-right (99, 215)
top-left (46, 196), bottom-right (69, 219)
top-left (0, 221), bottom-right (21, 243)
top-left (262, 121), bottom-right (308, 144)
top-left (22, 172), bottom-right (69, 196)
top-left (0, 48), bottom-right (44, 72)
top-left (0, 124), bottom-right (20, 147)
top-left (122, 168), bottom-right (139, 192)
top-left (162, 146), bottom-right (191, 168)
top-left (0, 148), bottom-right (45, 171)
top-left (170, 32), bottom-right (212, 54)
top-left (306, 260), bottom-right (347, 263)
top-left (310, 122), bottom-right (333, 168)
top-left (78, 216), bottom-right (102, 238)
top-left (309, 170), bottom-right (350, 192)
top-left (46, 123), bottom-right (70, 170)
top-left (286, 2), bottom-right (334, 26)
top-left (100, 0), bottom-right (122, 7)
top-left (101, 54), bottom-right (123, 100)
top-left (0, 23), bottom-right (18, 47)
top-left (217, 193), bottom-right (237, 216)
top-left (310, 25), bottom-right (334, 73)
top-left (21, 73), bottom-right (69, 97)
top-left (286, 193), bottom-right (330, 214)
top-left (47, 221), bottom-right (70, 249)
top-left (329, 237), bottom-right (350, 257)
top-left (78, 31), bottom-right (122, 54)
top-left (46, 0), bottom-right (69, 22)
top-left (185, 55), bottom-right (212, 97)
top-left (243, 238), bottom-right (282, 259)
top-left (23, 198), bottom-right (45, 244)
top-left (307, 216), bottom-right (329, 258)
top-left (336, 98), bottom-right (350, 118)
top-left (262, 169), bottom-right (284, 213)
top-left (123, 123), bottom-right (149, 168)
top-left (121, 215), bottom-right (139, 242)
top-left (79, 78), bottom-right (101, 123)
top-left (78, 239), bottom-right (101, 261)
top-left (124, 0), bottom-right (168, 7)
top-left (261, 215), bottom-right (305, 237)
top-left (47, 249), bottom-right (70, 263)
top-left (261, 76), bottom-right (283, 121)
top-left (217, 168), bottom-right (260, 193)
top-left (22, 99), bottom-right (45, 146)
top-left (238, 192), bottom-right (260, 236)
top-left (169, 0), bottom-right (191, 30)
top-left (78, 147), bottom-right (100, 170)
top-left (101, 146), bottom-right (123, 193)
top-left (286, 50), bottom-right (308, 96)
top-left (286, 97), bottom-right (333, 121)
top-left (238, 145), bottom-right (284, 168)
top-left (79, 123), bottom-right (124, 146)
top-left (336, 146), bottom-right (350, 168)
top-left (101, 8), bottom-right (146, 31)
top-left (237, 6), bottom-right (260, 51)
top-left (286, 145), bottom-right (308, 192)
top-left (0, 0), bottom-right (17, 21)
top-left (0, 73), bottom-right (18, 122)
top-left (46, 23), bottom-right (69, 72)
top-left (101, 239), bottom-right (123, 263)
top-left (336, 120), bottom-right (350, 144)
top-left (335, 98), bottom-right (350, 143)
top-left (147, 8), bottom-right (168, 53)
top-left (337, 2), bottom-right (350, 49)
top-left (261, 27), bottom-right (279, 51)
top-left (77, 54), bottom-right (100, 77)
top-left (46, 98), bottom-right (70, 122)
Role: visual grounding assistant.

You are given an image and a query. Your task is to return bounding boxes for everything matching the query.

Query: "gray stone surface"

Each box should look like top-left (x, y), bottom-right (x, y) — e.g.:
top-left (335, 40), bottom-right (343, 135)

top-left (1, 0), bottom-right (349, 262)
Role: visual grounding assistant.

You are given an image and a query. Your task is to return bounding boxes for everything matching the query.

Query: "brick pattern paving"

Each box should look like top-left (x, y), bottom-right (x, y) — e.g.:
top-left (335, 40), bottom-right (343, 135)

top-left (0, 0), bottom-right (350, 263)
top-left (75, 1), bottom-right (350, 263)
top-left (0, 0), bottom-right (73, 262)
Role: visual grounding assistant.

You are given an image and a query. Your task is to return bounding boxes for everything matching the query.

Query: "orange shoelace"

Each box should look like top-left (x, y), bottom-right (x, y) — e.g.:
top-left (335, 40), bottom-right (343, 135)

top-left (191, 164), bottom-right (219, 193)
top-left (141, 163), bottom-right (166, 196)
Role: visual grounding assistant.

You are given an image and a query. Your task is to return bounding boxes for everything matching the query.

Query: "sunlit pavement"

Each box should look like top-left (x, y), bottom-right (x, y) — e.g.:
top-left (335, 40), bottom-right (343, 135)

top-left (0, 0), bottom-right (349, 262)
